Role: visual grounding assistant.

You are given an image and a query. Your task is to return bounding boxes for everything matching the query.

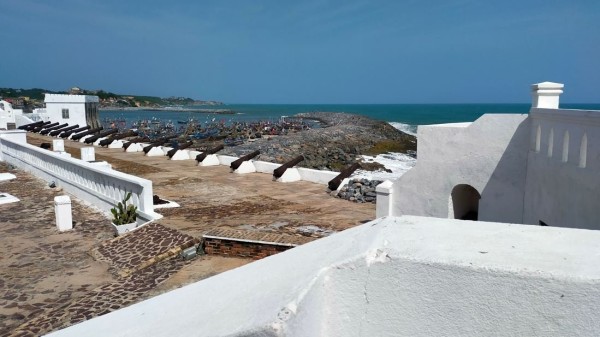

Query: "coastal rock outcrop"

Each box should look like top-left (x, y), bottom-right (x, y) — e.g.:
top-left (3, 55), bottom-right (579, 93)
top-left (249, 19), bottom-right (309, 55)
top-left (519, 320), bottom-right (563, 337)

top-left (220, 112), bottom-right (416, 171)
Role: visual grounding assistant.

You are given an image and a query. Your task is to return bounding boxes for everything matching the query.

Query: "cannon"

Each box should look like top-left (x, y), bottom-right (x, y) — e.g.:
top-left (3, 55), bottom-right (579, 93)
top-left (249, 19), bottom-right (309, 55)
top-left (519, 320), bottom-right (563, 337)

top-left (18, 121), bottom-right (44, 130)
top-left (33, 122), bottom-right (59, 133)
top-left (40, 142), bottom-right (51, 150)
top-left (195, 144), bottom-right (224, 163)
top-left (49, 124), bottom-right (79, 137)
top-left (40, 123), bottom-right (68, 135)
top-left (167, 141), bottom-right (193, 158)
top-left (98, 130), bottom-right (138, 147)
top-left (60, 125), bottom-right (90, 138)
top-left (327, 162), bottom-right (361, 191)
top-left (25, 121), bottom-right (50, 131)
top-left (142, 135), bottom-right (178, 154)
top-left (84, 128), bottom-right (119, 144)
top-left (230, 150), bottom-right (260, 171)
top-left (273, 155), bottom-right (305, 179)
top-left (122, 137), bottom-right (147, 149)
top-left (71, 127), bottom-right (104, 140)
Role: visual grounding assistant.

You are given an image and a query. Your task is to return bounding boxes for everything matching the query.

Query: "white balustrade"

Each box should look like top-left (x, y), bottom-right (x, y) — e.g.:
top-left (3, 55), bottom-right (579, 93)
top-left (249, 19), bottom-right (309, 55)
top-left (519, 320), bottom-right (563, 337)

top-left (0, 134), bottom-right (160, 222)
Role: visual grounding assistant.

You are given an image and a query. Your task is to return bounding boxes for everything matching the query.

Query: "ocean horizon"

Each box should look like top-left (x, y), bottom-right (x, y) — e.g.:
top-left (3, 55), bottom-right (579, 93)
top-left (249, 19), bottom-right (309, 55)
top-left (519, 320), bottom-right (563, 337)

top-left (100, 103), bottom-right (600, 138)
top-left (100, 103), bottom-right (600, 124)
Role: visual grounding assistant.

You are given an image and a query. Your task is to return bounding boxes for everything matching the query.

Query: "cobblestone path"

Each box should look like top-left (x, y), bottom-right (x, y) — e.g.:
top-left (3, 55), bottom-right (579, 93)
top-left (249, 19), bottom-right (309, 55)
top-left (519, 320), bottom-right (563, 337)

top-left (93, 223), bottom-right (199, 277)
top-left (9, 257), bottom-right (191, 337)
top-left (8, 223), bottom-right (198, 336)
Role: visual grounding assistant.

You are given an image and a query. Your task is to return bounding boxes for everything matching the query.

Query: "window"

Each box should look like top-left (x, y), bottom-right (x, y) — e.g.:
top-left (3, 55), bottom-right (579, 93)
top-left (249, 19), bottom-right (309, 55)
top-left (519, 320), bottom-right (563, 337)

top-left (62, 108), bottom-right (69, 119)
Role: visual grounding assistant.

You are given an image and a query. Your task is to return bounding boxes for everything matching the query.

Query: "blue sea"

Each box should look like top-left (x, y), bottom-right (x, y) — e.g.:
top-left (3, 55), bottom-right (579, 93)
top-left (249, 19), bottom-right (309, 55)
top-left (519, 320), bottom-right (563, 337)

top-left (100, 103), bottom-right (600, 136)
top-left (100, 103), bottom-right (600, 180)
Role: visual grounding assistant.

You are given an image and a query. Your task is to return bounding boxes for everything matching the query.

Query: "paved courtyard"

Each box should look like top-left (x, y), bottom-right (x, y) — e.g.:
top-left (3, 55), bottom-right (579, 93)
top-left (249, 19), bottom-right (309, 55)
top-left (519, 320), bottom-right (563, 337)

top-left (0, 133), bottom-right (376, 335)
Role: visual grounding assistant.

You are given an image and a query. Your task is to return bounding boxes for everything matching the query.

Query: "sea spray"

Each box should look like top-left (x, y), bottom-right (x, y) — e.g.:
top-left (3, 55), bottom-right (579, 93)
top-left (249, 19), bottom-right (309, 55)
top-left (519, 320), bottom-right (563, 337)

top-left (388, 122), bottom-right (418, 137)
top-left (352, 152), bottom-right (416, 182)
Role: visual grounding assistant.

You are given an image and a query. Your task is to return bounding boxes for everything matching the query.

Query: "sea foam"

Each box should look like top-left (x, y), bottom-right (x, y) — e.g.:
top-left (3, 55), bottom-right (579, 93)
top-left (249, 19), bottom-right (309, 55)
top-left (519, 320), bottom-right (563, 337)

top-left (352, 152), bottom-right (416, 182)
top-left (350, 122), bottom-right (418, 181)
top-left (389, 122), bottom-right (418, 137)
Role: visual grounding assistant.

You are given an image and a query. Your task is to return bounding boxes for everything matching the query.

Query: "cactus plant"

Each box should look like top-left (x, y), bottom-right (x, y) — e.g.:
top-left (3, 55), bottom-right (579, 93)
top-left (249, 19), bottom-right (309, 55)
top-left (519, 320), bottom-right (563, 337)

top-left (110, 192), bottom-right (138, 225)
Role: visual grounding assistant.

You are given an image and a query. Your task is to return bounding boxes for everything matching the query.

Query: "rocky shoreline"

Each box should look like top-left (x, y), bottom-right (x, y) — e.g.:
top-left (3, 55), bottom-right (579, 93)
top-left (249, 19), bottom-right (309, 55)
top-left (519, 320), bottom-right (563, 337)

top-left (218, 112), bottom-right (417, 171)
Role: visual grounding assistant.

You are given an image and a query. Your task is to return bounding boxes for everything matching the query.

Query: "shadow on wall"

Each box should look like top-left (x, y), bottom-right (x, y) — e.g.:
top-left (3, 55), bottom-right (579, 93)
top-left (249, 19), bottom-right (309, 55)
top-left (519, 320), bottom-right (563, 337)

top-left (478, 118), bottom-right (531, 224)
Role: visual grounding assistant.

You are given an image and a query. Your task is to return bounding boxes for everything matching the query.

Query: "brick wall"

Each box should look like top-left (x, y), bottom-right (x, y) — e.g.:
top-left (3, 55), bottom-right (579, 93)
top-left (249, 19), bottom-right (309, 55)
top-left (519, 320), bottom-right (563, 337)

top-left (202, 237), bottom-right (295, 259)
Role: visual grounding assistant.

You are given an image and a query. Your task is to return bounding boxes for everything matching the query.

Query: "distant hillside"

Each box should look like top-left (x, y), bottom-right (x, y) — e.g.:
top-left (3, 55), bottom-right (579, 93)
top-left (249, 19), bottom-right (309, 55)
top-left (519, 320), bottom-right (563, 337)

top-left (0, 87), bottom-right (223, 108)
top-left (0, 87), bottom-right (66, 100)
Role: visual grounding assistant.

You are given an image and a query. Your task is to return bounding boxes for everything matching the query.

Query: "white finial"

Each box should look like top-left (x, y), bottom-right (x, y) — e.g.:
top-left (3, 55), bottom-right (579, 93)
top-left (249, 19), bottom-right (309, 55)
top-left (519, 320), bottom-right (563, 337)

top-left (531, 82), bottom-right (564, 109)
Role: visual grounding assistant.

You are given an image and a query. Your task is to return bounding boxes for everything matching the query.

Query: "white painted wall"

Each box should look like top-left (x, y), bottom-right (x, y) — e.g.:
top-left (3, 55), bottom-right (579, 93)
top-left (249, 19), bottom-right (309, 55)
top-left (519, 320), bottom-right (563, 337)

top-left (297, 167), bottom-right (338, 185)
top-left (0, 100), bottom-right (26, 129)
top-left (44, 94), bottom-right (99, 128)
top-left (0, 130), bottom-right (160, 222)
top-left (524, 108), bottom-right (600, 229)
top-left (253, 160), bottom-right (280, 174)
top-left (389, 113), bottom-right (530, 224)
top-left (46, 216), bottom-right (600, 337)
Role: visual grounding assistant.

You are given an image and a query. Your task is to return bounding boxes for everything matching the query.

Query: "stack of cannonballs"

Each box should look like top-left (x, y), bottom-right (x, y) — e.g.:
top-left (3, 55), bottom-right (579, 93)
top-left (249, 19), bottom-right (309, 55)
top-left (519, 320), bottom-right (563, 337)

top-left (335, 178), bottom-right (383, 203)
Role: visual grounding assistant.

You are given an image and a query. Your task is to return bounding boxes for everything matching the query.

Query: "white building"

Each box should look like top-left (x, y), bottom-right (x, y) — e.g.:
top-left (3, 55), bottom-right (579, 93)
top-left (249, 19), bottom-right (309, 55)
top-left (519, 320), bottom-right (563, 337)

top-left (0, 100), bottom-right (25, 129)
top-left (0, 94), bottom-right (101, 130)
top-left (41, 94), bottom-right (101, 129)
top-left (378, 82), bottom-right (600, 230)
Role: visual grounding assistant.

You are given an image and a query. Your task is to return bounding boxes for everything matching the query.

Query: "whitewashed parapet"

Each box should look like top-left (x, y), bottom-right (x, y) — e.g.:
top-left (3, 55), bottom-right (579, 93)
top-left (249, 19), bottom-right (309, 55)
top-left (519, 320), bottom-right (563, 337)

top-left (0, 132), bottom-right (160, 222)
top-left (46, 216), bottom-right (600, 337)
top-left (375, 180), bottom-right (394, 217)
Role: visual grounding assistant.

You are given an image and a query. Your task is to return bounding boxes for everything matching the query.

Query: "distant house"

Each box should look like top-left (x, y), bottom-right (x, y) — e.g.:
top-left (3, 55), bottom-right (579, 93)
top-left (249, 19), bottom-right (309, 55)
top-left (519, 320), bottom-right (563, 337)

top-left (69, 87), bottom-right (82, 95)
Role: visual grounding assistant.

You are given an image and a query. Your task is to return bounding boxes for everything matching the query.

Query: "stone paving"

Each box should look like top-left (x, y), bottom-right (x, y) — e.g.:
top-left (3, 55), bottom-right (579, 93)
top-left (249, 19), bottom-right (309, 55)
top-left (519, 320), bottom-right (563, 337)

top-left (0, 162), bottom-right (116, 335)
top-left (9, 257), bottom-right (191, 337)
top-left (93, 222), bottom-right (199, 277)
top-left (0, 163), bottom-right (232, 336)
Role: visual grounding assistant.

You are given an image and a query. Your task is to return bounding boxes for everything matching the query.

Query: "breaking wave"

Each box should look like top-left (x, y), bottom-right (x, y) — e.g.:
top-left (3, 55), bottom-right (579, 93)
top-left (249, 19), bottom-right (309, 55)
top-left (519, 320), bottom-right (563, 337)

top-left (352, 152), bottom-right (417, 182)
top-left (389, 122), bottom-right (417, 137)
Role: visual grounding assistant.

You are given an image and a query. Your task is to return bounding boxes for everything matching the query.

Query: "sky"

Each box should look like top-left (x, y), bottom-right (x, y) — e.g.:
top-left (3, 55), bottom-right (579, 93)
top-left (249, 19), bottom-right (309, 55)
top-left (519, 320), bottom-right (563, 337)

top-left (0, 0), bottom-right (598, 103)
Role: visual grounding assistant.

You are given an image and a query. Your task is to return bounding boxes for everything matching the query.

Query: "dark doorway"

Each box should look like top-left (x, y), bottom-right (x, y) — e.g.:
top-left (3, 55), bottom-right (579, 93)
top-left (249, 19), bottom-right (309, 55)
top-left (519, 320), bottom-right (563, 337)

top-left (451, 184), bottom-right (481, 221)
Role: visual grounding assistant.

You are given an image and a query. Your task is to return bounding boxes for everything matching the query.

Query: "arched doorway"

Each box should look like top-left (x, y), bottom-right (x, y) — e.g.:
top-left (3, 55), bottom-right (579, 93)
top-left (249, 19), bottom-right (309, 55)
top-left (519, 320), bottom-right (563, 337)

top-left (450, 184), bottom-right (481, 221)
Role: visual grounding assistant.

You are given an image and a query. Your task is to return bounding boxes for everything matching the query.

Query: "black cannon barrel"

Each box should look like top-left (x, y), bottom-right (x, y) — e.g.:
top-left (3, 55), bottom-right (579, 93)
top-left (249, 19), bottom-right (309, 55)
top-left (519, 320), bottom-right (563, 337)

top-left (328, 162), bottom-right (361, 191)
top-left (195, 144), bottom-right (224, 163)
top-left (141, 135), bottom-right (178, 154)
top-left (71, 127), bottom-right (103, 140)
top-left (230, 150), bottom-right (260, 170)
top-left (25, 121), bottom-right (50, 131)
top-left (18, 121), bottom-right (44, 130)
top-left (49, 124), bottom-right (79, 137)
top-left (61, 125), bottom-right (90, 138)
top-left (99, 130), bottom-right (138, 147)
top-left (33, 122), bottom-right (59, 133)
top-left (40, 123), bottom-right (68, 135)
top-left (84, 128), bottom-right (119, 144)
top-left (167, 141), bottom-right (193, 158)
top-left (122, 137), bottom-right (146, 149)
top-left (273, 155), bottom-right (305, 179)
